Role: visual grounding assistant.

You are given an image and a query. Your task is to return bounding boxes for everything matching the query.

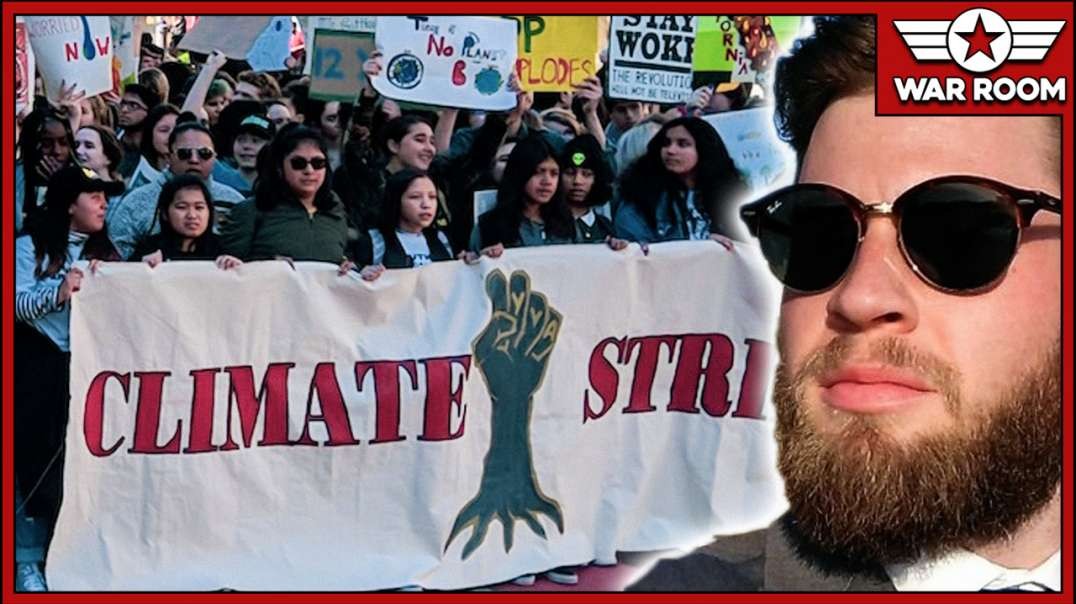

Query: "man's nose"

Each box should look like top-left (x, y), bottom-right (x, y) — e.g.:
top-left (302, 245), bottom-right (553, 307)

top-left (824, 217), bottom-right (920, 335)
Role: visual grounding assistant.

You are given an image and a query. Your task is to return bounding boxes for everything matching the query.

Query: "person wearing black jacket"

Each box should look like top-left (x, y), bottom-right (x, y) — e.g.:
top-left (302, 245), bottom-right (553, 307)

top-left (132, 174), bottom-right (241, 269)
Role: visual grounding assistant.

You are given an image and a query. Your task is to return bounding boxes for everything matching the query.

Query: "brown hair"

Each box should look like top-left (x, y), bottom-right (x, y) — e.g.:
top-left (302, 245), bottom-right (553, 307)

top-left (237, 71), bottom-right (282, 100)
top-left (773, 16), bottom-right (876, 162)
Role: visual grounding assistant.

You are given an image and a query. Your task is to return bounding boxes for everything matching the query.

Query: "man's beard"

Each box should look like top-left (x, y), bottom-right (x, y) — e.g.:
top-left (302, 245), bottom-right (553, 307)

top-left (773, 336), bottom-right (1060, 574)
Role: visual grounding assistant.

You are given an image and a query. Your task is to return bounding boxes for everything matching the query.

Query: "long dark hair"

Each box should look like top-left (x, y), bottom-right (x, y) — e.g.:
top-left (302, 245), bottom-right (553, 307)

top-left (139, 103), bottom-right (180, 170)
top-left (486, 135), bottom-right (574, 246)
top-left (31, 172), bottom-right (118, 278)
top-left (19, 108), bottom-right (74, 210)
top-left (77, 125), bottom-right (124, 181)
top-left (254, 124), bottom-right (336, 212)
top-left (378, 115), bottom-right (432, 159)
top-left (155, 174), bottom-right (217, 257)
top-left (379, 169), bottom-right (439, 238)
top-left (619, 117), bottom-right (747, 236)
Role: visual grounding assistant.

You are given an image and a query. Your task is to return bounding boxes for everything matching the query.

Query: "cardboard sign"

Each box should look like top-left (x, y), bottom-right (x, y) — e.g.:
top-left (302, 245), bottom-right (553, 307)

top-left (178, 16), bottom-right (292, 71)
top-left (508, 16), bottom-right (601, 92)
top-left (16, 17), bottom-right (35, 114)
top-left (373, 16), bottom-right (517, 111)
top-left (473, 189), bottom-right (498, 226)
top-left (110, 16), bottom-right (140, 96)
top-left (703, 108), bottom-right (795, 190)
top-left (309, 30), bottom-right (376, 102)
top-left (694, 16), bottom-right (804, 85)
top-left (303, 16), bottom-right (377, 75)
top-left (25, 16), bottom-right (114, 102)
top-left (608, 16), bottom-right (696, 103)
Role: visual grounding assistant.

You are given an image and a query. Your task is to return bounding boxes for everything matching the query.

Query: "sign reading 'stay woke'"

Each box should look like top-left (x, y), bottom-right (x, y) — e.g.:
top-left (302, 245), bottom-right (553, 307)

top-left (50, 244), bottom-right (784, 590)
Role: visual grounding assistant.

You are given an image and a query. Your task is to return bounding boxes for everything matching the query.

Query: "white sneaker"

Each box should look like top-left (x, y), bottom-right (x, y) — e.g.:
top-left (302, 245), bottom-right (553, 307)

top-left (511, 574), bottom-right (536, 586)
top-left (16, 563), bottom-right (47, 592)
top-left (544, 566), bottom-right (580, 585)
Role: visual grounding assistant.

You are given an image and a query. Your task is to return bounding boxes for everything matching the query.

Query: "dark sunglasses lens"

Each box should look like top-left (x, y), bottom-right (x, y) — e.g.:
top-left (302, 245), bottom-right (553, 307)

top-left (197, 148), bottom-right (214, 160)
top-left (754, 188), bottom-right (860, 292)
top-left (176, 149), bottom-right (191, 161)
top-left (901, 182), bottom-right (1019, 291)
top-left (289, 157), bottom-right (327, 170)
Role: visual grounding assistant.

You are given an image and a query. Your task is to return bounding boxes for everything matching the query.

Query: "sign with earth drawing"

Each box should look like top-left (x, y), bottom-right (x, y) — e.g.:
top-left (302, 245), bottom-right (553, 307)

top-left (373, 16), bottom-right (518, 110)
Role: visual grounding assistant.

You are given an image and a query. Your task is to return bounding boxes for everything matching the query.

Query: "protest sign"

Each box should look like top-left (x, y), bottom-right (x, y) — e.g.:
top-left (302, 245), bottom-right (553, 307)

top-left (303, 16), bottom-right (377, 76)
top-left (178, 16), bottom-right (292, 71)
top-left (25, 16), bottom-right (114, 102)
top-left (373, 16), bottom-right (517, 111)
top-left (704, 108), bottom-right (795, 190)
top-left (608, 16), bottom-right (696, 103)
top-left (473, 189), bottom-right (498, 227)
top-left (110, 16), bottom-right (140, 95)
top-left (508, 16), bottom-right (601, 92)
top-left (310, 30), bottom-right (376, 101)
top-left (694, 16), bottom-right (804, 85)
top-left (16, 16), bottom-right (35, 115)
top-left (49, 244), bottom-right (784, 590)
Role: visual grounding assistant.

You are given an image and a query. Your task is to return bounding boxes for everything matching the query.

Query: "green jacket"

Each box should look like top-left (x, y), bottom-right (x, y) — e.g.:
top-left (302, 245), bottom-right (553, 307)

top-left (220, 195), bottom-right (350, 264)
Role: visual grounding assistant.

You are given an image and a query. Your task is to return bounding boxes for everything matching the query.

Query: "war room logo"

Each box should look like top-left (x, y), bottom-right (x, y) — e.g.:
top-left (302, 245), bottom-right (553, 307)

top-left (892, 8), bottom-right (1066, 103)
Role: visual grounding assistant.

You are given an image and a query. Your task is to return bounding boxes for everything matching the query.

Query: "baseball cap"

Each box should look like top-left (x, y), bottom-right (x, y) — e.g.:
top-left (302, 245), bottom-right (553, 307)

top-left (236, 114), bottom-right (276, 140)
top-left (559, 134), bottom-right (604, 172)
top-left (45, 166), bottom-right (126, 207)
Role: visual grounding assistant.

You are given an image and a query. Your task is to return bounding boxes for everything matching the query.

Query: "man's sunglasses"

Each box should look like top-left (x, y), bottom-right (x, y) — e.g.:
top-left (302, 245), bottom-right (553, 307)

top-left (739, 175), bottom-right (1061, 294)
top-left (175, 147), bottom-right (215, 161)
top-left (289, 156), bottom-right (328, 171)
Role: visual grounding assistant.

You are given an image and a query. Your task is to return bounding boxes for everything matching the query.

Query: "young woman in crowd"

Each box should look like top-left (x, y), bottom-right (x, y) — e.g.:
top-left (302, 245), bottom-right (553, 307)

top-left (353, 169), bottom-right (456, 280)
top-left (132, 174), bottom-right (242, 268)
top-left (16, 108), bottom-right (75, 233)
top-left (74, 125), bottom-right (124, 184)
top-left (473, 135), bottom-right (576, 252)
top-left (614, 117), bottom-right (747, 244)
top-left (220, 125), bottom-right (351, 268)
top-left (558, 134), bottom-right (617, 243)
top-left (14, 166), bottom-right (124, 591)
top-left (127, 103), bottom-right (180, 190)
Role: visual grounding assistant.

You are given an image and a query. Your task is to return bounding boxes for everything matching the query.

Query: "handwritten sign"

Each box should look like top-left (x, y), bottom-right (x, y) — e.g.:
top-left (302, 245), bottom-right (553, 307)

top-left (310, 30), bottom-right (376, 102)
top-left (608, 16), bottom-right (696, 103)
top-left (694, 16), bottom-right (804, 85)
top-left (373, 16), bottom-right (517, 111)
top-left (26, 16), bottom-right (114, 102)
top-left (16, 17), bottom-right (35, 114)
top-left (303, 16), bottom-right (377, 75)
top-left (508, 16), bottom-right (600, 92)
top-left (703, 108), bottom-right (794, 191)
top-left (110, 16), bottom-right (140, 96)
top-left (178, 16), bottom-right (292, 71)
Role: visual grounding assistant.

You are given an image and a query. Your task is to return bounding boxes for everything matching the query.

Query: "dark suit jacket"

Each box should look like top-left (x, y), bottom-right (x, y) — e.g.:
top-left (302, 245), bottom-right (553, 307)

top-left (628, 518), bottom-right (897, 592)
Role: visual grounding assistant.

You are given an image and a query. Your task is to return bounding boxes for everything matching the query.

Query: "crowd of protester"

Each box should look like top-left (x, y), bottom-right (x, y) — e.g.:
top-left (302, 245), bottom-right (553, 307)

top-left (14, 23), bottom-right (764, 592)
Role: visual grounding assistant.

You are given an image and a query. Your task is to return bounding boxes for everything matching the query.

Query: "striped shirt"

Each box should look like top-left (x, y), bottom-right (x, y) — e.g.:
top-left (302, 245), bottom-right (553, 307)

top-left (15, 232), bottom-right (88, 352)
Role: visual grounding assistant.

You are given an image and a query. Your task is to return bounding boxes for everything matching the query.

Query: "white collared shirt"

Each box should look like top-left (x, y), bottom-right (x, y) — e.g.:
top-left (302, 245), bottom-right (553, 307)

top-left (887, 549), bottom-right (1060, 592)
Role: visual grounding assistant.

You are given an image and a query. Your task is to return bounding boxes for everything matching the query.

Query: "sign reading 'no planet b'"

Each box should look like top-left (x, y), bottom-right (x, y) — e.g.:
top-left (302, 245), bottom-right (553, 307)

top-left (608, 16), bottom-right (696, 103)
top-left (373, 16), bottom-right (518, 111)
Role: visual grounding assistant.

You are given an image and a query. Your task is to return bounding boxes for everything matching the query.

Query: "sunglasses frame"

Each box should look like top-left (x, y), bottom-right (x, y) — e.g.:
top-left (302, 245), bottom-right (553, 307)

top-left (740, 175), bottom-right (1062, 295)
top-left (288, 156), bottom-right (328, 171)
top-left (175, 147), bottom-right (215, 162)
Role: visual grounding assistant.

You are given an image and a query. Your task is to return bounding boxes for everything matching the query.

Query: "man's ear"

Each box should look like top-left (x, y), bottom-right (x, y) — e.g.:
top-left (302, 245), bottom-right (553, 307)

top-left (386, 138), bottom-right (400, 156)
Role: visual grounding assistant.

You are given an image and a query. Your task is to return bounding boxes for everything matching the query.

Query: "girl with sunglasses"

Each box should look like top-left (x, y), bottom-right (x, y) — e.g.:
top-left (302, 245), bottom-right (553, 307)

top-left (614, 117), bottom-right (747, 246)
top-left (132, 174), bottom-right (243, 269)
top-left (221, 125), bottom-right (352, 269)
top-left (15, 166), bottom-right (123, 591)
top-left (353, 169), bottom-right (456, 281)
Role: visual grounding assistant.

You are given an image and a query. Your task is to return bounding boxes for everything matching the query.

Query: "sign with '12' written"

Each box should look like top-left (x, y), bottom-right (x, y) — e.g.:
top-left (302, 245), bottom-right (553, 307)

top-left (373, 16), bottom-right (518, 110)
top-left (310, 30), bottom-right (376, 102)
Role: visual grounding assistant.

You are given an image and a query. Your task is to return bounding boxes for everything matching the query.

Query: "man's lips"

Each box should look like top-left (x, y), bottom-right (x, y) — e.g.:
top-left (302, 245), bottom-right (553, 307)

top-left (818, 365), bottom-right (937, 414)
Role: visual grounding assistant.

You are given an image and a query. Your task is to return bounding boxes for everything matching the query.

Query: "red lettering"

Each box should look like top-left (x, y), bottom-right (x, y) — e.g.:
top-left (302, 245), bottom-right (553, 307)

top-left (419, 356), bottom-right (471, 441)
top-left (732, 339), bottom-right (773, 420)
top-left (220, 364), bottom-right (294, 450)
top-left (294, 363), bottom-right (360, 446)
top-left (584, 337), bottom-right (625, 422)
top-left (668, 334), bottom-right (735, 416)
top-left (128, 371), bottom-right (181, 454)
top-left (427, 34), bottom-right (453, 57)
top-left (64, 42), bottom-right (78, 61)
top-left (356, 360), bottom-right (418, 444)
top-left (624, 336), bottom-right (678, 413)
top-left (184, 368), bottom-right (221, 453)
top-left (84, 371), bottom-right (128, 457)
top-left (95, 36), bottom-right (110, 57)
top-left (452, 60), bottom-right (466, 86)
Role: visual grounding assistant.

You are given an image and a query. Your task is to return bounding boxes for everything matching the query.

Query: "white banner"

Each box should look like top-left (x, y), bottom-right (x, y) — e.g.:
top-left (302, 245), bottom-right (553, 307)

top-left (25, 16), bottom-right (114, 102)
top-left (50, 244), bottom-right (785, 590)
top-left (373, 16), bottom-right (518, 111)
